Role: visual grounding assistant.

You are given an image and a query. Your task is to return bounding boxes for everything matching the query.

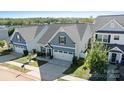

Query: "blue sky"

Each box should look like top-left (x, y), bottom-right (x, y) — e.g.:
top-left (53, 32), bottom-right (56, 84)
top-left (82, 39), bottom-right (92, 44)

top-left (0, 11), bottom-right (124, 18)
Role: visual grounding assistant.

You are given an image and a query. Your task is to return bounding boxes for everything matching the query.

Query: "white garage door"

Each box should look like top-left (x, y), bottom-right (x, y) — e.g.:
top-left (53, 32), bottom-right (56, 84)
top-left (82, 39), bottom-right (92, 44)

top-left (14, 45), bottom-right (26, 53)
top-left (53, 50), bottom-right (74, 61)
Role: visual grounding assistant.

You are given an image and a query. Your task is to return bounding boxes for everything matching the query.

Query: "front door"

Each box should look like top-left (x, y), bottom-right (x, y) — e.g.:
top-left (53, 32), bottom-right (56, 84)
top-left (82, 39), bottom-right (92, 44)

top-left (111, 53), bottom-right (117, 63)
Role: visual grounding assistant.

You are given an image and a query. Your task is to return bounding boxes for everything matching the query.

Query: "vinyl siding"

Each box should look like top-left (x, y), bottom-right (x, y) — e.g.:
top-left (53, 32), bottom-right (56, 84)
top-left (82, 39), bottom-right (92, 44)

top-left (50, 32), bottom-right (75, 48)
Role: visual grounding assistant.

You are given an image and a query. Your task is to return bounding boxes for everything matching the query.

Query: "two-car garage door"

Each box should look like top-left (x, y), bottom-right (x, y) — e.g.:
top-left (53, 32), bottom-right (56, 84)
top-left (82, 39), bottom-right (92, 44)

top-left (53, 49), bottom-right (74, 61)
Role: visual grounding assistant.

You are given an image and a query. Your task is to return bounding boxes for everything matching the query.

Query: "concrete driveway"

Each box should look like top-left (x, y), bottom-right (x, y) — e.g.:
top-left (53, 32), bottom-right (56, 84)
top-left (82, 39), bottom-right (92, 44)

top-left (39, 59), bottom-right (72, 81)
top-left (0, 52), bottom-right (22, 63)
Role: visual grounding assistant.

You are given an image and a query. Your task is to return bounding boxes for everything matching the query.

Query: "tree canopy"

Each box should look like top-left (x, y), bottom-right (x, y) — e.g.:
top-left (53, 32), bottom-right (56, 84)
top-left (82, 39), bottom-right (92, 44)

top-left (84, 42), bottom-right (108, 74)
top-left (0, 17), bottom-right (95, 25)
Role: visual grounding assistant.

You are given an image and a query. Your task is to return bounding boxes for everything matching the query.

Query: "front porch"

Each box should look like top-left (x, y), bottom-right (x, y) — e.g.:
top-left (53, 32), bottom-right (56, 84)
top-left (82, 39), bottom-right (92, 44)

top-left (108, 52), bottom-right (124, 64)
top-left (37, 46), bottom-right (53, 59)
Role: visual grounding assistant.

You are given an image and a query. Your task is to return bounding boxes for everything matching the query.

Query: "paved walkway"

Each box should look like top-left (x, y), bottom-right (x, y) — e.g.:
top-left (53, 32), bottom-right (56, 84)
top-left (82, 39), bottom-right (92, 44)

top-left (6, 61), bottom-right (39, 71)
top-left (57, 75), bottom-right (88, 81)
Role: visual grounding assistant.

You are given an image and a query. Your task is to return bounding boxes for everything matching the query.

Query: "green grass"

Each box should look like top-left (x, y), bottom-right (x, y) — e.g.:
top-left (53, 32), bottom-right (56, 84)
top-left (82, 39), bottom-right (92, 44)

top-left (14, 56), bottom-right (48, 67)
top-left (63, 64), bottom-right (81, 74)
top-left (63, 64), bottom-right (91, 80)
top-left (15, 56), bottom-right (29, 64)
top-left (0, 63), bottom-right (30, 73)
top-left (72, 65), bottom-right (91, 80)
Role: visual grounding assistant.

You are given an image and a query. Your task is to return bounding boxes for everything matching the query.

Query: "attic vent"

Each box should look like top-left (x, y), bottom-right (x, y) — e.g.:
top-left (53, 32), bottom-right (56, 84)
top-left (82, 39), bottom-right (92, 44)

top-left (110, 22), bottom-right (115, 28)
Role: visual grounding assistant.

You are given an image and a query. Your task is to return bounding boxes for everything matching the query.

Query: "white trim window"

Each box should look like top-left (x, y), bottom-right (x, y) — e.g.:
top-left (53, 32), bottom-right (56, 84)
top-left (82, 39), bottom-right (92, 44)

top-left (96, 34), bottom-right (110, 43)
top-left (59, 36), bottom-right (66, 45)
top-left (103, 35), bottom-right (109, 43)
top-left (97, 34), bottom-right (102, 42)
top-left (114, 35), bottom-right (119, 40)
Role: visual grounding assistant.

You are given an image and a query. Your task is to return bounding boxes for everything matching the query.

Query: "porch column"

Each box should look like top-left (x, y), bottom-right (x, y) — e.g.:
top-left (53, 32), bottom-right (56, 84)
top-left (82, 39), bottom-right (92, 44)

top-left (46, 48), bottom-right (47, 57)
top-left (119, 53), bottom-right (122, 64)
top-left (108, 52), bottom-right (112, 62)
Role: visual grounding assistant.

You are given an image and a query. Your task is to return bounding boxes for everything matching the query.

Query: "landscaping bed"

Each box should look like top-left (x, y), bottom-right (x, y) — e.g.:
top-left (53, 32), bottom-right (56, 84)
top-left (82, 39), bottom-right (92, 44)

top-left (0, 63), bottom-right (30, 73)
top-left (0, 48), bottom-right (11, 56)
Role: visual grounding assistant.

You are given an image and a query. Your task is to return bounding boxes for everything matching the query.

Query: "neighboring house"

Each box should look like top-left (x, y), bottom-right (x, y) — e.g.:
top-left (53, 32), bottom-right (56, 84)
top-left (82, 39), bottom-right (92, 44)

top-left (10, 25), bottom-right (47, 53)
top-left (10, 24), bottom-right (94, 61)
top-left (95, 15), bottom-right (124, 64)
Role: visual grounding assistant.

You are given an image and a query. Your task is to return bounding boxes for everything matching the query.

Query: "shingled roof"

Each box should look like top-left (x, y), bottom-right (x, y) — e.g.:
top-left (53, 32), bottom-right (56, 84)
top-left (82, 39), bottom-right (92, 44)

top-left (37, 23), bottom-right (94, 45)
top-left (15, 25), bottom-right (45, 42)
top-left (95, 15), bottom-right (124, 31)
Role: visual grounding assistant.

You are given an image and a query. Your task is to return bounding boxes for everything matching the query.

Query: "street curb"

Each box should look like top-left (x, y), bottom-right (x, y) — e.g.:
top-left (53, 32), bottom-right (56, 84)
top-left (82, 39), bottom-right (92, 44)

top-left (0, 65), bottom-right (41, 81)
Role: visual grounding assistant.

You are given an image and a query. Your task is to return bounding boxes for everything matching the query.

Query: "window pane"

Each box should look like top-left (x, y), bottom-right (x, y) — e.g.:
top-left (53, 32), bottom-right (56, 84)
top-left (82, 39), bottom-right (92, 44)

top-left (97, 34), bottom-right (102, 42)
top-left (103, 35), bottom-right (108, 42)
top-left (114, 35), bottom-right (119, 40)
top-left (59, 36), bottom-right (66, 45)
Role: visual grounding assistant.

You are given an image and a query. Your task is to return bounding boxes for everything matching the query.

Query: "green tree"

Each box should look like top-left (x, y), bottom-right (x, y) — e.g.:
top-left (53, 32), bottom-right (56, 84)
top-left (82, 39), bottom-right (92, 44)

top-left (84, 42), bottom-right (108, 74)
top-left (8, 28), bottom-right (15, 36)
top-left (0, 40), bottom-right (5, 48)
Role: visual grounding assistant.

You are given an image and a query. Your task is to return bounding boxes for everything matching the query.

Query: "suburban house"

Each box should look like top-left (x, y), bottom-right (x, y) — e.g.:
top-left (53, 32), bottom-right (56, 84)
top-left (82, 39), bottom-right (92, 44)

top-left (95, 15), bottom-right (124, 64)
top-left (10, 24), bottom-right (94, 61)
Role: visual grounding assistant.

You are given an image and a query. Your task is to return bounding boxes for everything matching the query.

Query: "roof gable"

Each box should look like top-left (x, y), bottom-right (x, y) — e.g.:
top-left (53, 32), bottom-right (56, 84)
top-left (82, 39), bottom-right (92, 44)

top-left (95, 15), bottom-right (124, 31)
top-left (13, 25), bottom-right (45, 42)
top-left (99, 19), bottom-right (124, 31)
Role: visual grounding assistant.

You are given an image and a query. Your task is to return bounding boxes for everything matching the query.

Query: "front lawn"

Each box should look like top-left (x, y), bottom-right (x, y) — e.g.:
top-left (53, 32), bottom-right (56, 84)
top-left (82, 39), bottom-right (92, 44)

top-left (63, 64), bottom-right (81, 74)
top-left (63, 64), bottom-right (91, 80)
top-left (14, 55), bottom-right (47, 67)
top-left (0, 63), bottom-right (30, 73)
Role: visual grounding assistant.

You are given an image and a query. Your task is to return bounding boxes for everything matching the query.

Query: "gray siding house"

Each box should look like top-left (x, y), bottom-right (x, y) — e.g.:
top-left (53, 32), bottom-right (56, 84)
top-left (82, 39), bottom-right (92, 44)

top-left (95, 15), bottom-right (124, 64)
top-left (10, 24), bottom-right (94, 61)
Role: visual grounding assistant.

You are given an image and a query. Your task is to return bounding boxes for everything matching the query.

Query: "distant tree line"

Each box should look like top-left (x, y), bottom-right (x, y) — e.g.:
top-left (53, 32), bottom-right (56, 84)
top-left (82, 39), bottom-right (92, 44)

top-left (0, 16), bottom-right (95, 25)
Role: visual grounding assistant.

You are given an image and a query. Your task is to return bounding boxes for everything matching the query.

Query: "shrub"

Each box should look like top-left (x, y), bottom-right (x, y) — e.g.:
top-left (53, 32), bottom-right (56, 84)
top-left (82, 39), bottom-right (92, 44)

top-left (0, 49), bottom-right (11, 56)
top-left (23, 50), bottom-right (28, 56)
top-left (0, 40), bottom-right (5, 48)
top-left (77, 58), bottom-right (85, 66)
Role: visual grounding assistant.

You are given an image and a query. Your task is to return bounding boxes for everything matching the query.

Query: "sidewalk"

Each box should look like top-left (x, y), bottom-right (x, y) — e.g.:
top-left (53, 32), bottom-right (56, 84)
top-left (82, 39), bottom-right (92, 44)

top-left (57, 75), bottom-right (88, 81)
top-left (6, 61), bottom-right (41, 79)
top-left (6, 61), bottom-right (39, 71)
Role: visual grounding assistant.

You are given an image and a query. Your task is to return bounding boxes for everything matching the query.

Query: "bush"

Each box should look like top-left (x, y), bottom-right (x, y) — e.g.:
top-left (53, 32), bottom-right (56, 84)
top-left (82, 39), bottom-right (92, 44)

top-left (0, 40), bottom-right (5, 48)
top-left (0, 49), bottom-right (11, 56)
top-left (23, 50), bottom-right (28, 56)
top-left (77, 58), bottom-right (85, 66)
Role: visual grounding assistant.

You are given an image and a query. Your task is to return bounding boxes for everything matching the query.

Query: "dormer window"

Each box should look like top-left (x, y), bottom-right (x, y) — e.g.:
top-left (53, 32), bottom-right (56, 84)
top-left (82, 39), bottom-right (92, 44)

top-left (59, 36), bottom-right (66, 45)
top-left (17, 34), bottom-right (21, 42)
